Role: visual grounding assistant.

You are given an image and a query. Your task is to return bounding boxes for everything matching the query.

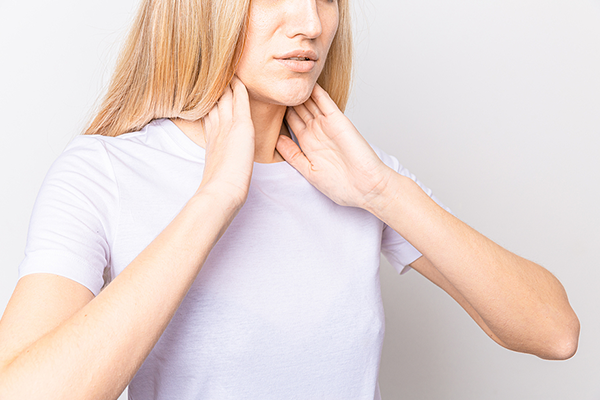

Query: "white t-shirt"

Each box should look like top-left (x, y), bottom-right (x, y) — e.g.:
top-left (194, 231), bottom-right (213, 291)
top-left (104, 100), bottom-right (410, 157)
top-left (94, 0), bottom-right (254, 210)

top-left (19, 119), bottom-right (447, 400)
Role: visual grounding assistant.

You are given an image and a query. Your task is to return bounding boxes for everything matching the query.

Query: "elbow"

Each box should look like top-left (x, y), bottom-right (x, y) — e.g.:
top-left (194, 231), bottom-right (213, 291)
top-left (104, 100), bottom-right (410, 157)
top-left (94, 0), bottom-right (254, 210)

top-left (541, 336), bottom-right (579, 361)
top-left (502, 308), bottom-right (581, 360)
top-left (0, 361), bottom-right (7, 392)
top-left (539, 313), bottom-right (580, 361)
top-left (0, 365), bottom-right (11, 400)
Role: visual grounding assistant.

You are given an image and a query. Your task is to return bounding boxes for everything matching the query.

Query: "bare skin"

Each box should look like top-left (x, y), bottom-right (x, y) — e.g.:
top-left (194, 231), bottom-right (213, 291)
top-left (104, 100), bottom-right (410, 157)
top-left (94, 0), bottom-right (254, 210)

top-left (0, 0), bottom-right (339, 397)
top-left (0, 0), bottom-right (579, 398)
top-left (276, 83), bottom-right (580, 359)
top-left (0, 78), bottom-right (256, 400)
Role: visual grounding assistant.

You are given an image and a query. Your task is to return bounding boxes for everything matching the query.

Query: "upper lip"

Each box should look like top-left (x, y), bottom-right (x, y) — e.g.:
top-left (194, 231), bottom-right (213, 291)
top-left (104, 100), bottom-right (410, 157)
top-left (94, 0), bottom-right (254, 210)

top-left (276, 49), bottom-right (319, 62)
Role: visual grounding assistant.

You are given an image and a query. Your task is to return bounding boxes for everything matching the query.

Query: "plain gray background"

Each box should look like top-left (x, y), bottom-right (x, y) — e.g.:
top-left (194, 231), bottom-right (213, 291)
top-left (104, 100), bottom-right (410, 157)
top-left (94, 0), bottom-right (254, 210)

top-left (1, 0), bottom-right (598, 399)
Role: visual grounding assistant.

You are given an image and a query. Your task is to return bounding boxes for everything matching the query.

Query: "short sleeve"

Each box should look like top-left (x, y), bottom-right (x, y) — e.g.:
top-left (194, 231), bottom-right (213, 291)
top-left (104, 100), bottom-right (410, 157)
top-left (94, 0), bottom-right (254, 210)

top-left (18, 137), bottom-right (119, 296)
top-left (370, 144), bottom-right (452, 275)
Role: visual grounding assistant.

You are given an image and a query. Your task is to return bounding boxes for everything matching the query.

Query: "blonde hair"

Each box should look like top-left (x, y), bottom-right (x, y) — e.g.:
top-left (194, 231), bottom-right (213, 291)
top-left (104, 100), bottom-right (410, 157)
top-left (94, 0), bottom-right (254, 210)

top-left (85, 0), bottom-right (353, 137)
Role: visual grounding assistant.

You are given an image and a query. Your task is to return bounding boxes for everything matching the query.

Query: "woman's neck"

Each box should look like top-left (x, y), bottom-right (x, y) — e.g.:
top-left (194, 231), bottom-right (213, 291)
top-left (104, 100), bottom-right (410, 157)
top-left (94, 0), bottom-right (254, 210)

top-left (172, 99), bottom-right (290, 164)
top-left (249, 100), bottom-right (290, 163)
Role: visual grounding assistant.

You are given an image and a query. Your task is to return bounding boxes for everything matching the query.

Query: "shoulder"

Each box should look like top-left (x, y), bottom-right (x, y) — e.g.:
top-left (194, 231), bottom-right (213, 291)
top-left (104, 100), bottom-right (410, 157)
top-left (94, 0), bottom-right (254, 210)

top-left (53, 119), bottom-right (173, 173)
top-left (38, 134), bottom-right (120, 219)
top-left (39, 125), bottom-right (160, 210)
top-left (71, 119), bottom-right (199, 166)
top-left (49, 135), bottom-right (115, 182)
top-left (66, 121), bottom-right (155, 154)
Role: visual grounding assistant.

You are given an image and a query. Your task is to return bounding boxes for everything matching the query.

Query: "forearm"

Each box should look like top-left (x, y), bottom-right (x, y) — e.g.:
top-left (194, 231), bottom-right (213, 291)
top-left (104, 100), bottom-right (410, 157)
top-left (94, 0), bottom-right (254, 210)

top-left (0, 189), bottom-right (239, 400)
top-left (368, 172), bottom-right (579, 359)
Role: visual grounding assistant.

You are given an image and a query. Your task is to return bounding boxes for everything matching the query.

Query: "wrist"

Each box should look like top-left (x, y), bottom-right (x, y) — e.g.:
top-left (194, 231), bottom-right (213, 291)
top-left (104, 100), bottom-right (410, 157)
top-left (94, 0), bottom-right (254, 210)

top-left (364, 171), bottom-right (412, 222)
top-left (190, 182), bottom-right (246, 222)
top-left (195, 179), bottom-right (248, 210)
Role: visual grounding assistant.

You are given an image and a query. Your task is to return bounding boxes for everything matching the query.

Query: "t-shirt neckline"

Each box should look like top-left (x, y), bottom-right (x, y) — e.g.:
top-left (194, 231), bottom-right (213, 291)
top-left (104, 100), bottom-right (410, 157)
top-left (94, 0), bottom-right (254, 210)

top-left (155, 118), bottom-right (301, 178)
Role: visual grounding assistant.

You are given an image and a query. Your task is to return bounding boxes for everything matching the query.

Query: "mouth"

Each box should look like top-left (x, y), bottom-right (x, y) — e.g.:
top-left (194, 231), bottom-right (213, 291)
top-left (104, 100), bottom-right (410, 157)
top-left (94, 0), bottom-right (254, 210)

top-left (276, 50), bottom-right (319, 73)
top-left (285, 56), bottom-right (313, 61)
top-left (277, 50), bottom-right (318, 62)
top-left (276, 58), bottom-right (316, 73)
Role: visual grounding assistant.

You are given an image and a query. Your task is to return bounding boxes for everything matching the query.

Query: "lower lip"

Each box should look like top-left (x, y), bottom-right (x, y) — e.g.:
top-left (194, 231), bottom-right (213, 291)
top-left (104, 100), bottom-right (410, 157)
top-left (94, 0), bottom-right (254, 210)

top-left (276, 59), bottom-right (316, 73)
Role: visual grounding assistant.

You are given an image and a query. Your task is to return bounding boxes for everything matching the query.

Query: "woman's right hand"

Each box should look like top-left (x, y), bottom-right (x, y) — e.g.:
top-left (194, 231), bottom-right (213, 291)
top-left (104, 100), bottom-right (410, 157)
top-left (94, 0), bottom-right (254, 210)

top-left (197, 77), bottom-right (255, 210)
top-left (0, 77), bottom-right (257, 400)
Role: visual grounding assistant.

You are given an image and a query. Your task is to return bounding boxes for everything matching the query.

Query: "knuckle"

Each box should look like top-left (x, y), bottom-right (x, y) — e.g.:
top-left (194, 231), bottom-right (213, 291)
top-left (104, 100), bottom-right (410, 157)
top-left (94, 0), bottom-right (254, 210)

top-left (313, 90), bottom-right (325, 100)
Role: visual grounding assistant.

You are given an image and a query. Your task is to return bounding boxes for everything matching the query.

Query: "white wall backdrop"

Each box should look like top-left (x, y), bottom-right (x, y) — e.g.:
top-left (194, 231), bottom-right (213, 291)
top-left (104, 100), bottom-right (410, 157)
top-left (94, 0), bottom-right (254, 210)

top-left (1, 1), bottom-right (598, 399)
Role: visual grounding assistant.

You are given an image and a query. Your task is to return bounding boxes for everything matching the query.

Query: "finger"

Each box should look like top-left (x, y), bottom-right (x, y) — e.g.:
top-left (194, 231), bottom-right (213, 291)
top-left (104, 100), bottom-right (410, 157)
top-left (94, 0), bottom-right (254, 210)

top-left (276, 135), bottom-right (312, 178)
top-left (292, 103), bottom-right (314, 124)
top-left (218, 84), bottom-right (234, 121)
top-left (285, 107), bottom-right (306, 133)
top-left (303, 97), bottom-right (323, 118)
top-left (311, 83), bottom-right (339, 117)
top-left (231, 76), bottom-right (251, 120)
top-left (200, 117), bottom-right (207, 144)
top-left (203, 102), bottom-right (220, 135)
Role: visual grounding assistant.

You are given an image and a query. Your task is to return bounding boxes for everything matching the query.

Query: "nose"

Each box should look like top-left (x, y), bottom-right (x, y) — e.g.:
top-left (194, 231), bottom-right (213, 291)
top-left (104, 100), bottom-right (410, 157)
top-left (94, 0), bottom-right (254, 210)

top-left (286, 0), bottom-right (323, 39)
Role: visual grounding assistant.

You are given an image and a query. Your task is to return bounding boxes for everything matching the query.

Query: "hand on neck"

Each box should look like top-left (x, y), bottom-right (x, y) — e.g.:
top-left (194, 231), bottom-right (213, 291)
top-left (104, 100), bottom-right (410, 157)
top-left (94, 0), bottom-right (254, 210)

top-left (172, 98), bottom-right (291, 164)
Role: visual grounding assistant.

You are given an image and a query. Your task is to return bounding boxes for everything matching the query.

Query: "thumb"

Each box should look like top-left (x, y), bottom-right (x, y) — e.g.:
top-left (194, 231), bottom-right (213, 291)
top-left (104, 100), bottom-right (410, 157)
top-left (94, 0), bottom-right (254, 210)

top-left (276, 135), bottom-right (312, 178)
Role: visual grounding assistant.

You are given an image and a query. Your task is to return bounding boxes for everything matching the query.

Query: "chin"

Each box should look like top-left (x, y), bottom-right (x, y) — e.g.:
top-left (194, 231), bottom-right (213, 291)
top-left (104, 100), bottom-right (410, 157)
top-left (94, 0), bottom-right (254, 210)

top-left (278, 89), bottom-right (313, 107)
top-left (252, 85), bottom-right (314, 107)
top-left (242, 74), bottom-right (318, 107)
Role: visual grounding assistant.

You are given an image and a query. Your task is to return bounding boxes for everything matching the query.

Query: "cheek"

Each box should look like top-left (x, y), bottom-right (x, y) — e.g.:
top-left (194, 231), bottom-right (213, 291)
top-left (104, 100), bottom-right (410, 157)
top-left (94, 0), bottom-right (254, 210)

top-left (324, 14), bottom-right (339, 50)
top-left (318, 2), bottom-right (340, 44)
top-left (235, 41), bottom-right (265, 85)
top-left (236, 16), bottom-right (272, 78)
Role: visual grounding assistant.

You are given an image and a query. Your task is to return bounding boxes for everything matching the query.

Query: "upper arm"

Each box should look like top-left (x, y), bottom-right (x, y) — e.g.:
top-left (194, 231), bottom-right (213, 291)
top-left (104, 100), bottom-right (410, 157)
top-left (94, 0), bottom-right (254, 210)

top-left (0, 274), bottom-right (94, 370)
top-left (409, 256), bottom-right (508, 348)
top-left (18, 138), bottom-right (119, 298)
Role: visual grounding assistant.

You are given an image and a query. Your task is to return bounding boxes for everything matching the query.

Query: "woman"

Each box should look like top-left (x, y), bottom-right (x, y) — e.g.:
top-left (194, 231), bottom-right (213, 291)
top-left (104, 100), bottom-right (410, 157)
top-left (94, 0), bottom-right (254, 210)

top-left (0, 0), bottom-right (580, 399)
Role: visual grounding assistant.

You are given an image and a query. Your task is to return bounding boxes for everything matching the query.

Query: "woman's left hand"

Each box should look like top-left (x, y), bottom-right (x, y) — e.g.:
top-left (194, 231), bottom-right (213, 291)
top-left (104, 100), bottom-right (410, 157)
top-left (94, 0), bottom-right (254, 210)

top-left (276, 84), bottom-right (393, 209)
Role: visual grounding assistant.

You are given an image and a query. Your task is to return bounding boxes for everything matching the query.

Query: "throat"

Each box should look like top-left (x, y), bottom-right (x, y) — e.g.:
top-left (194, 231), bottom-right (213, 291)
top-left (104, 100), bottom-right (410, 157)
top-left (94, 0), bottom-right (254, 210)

top-left (254, 123), bottom-right (290, 164)
top-left (249, 99), bottom-right (289, 164)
